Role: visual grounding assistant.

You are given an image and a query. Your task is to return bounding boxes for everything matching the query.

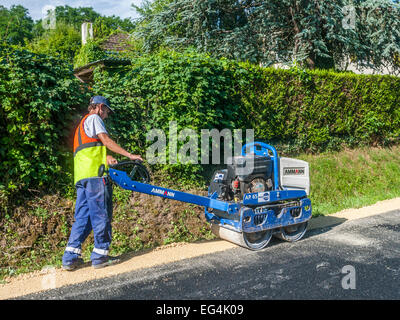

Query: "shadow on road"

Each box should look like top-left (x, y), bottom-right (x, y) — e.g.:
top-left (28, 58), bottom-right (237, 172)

top-left (307, 215), bottom-right (348, 237)
top-left (117, 215), bottom-right (349, 261)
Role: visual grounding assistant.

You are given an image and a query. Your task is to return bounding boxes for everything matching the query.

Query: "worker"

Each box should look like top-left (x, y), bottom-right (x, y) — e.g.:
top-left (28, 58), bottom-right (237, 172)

top-left (62, 96), bottom-right (143, 270)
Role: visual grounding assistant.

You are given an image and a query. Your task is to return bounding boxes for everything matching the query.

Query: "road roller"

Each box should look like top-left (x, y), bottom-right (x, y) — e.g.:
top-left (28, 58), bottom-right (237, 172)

top-left (103, 142), bottom-right (312, 250)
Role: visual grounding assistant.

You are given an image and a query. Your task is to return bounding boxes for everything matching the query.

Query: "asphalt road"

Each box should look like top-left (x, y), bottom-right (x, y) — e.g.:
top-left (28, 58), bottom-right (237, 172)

top-left (18, 210), bottom-right (400, 300)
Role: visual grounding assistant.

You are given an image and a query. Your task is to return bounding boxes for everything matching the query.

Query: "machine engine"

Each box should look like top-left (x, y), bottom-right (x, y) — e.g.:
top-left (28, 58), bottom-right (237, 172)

top-left (209, 154), bottom-right (274, 202)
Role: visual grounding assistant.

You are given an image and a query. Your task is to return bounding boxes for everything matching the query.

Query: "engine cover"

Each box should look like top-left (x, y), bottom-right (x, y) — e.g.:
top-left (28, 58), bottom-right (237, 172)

top-left (227, 155), bottom-right (273, 180)
top-left (209, 155), bottom-right (274, 201)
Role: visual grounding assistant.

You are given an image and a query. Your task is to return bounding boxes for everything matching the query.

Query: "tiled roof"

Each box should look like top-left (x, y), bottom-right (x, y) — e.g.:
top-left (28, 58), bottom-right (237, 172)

top-left (73, 31), bottom-right (133, 84)
top-left (73, 58), bottom-right (131, 84)
top-left (100, 32), bottom-right (131, 52)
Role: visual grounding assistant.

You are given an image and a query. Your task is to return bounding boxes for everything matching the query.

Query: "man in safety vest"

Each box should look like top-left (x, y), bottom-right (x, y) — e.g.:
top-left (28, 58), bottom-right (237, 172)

top-left (62, 96), bottom-right (143, 270)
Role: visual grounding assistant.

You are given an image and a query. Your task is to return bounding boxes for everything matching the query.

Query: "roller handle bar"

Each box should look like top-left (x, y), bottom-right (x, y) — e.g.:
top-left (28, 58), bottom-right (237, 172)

top-left (241, 142), bottom-right (280, 191)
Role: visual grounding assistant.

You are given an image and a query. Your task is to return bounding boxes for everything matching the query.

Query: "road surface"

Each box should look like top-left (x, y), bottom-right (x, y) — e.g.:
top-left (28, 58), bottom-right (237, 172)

top-left (17, 209), bottom-right (400, 300)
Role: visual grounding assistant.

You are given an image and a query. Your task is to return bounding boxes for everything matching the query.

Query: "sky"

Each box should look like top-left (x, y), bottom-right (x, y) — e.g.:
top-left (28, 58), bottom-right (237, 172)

top-left (0, 0), bottom-right (144, 20)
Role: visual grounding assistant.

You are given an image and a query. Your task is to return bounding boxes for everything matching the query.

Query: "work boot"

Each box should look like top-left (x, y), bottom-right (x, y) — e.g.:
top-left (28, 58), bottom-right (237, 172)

top-left (92, 256), bottom-right (121, 269)
top-left (62, 258), bottom-right (84, 271)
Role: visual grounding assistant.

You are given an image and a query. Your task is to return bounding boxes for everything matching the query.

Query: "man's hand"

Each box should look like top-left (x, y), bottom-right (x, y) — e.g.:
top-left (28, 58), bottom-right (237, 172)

top-left (98, 133), bottom-right (143, 162)
top-left (127, 154), bottom-right (143, 162)
top-left (107, 155), bottom-right (118, 166)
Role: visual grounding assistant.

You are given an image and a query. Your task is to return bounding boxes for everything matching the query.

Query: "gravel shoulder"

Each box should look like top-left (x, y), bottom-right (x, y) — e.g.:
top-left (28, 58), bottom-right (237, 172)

top-left (2, 197), bottom-right (400, 300)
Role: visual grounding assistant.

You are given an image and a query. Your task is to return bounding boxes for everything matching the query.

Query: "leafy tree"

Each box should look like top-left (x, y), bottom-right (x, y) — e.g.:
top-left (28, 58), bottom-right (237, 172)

top-left (353, 0), bottom-right (400, 75)
top-left (93, 16), bottom-right (136, 40)
top-left (32, 5), bottom-right (136, 39)
top-left (134, 0), bottom-right (400, 73)
top-left (132, 0), bottom-right (175, 18)
top-left (27, 5), bottom-right (138, 63)
top-left (0, 5), bottom-right (34, 46)
top-left (54, 5), bottom-right (101, 30)
top-left (27, 22), bottom-right (81, 62)
top-left (132, 0), bottom-right (189, 53)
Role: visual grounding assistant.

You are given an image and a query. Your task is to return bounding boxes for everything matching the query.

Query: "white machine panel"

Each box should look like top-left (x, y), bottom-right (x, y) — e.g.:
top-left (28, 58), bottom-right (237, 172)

top-left (279, 157), bottom-right (310, 195)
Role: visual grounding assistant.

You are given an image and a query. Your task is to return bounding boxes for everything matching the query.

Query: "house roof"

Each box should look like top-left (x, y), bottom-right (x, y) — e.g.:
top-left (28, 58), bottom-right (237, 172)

top-left (100, 32), bottom-right (132, 52)
top-left (73, 58), bottom-right (131, 84)
top-left (73, 31), bottom-right (133, 84)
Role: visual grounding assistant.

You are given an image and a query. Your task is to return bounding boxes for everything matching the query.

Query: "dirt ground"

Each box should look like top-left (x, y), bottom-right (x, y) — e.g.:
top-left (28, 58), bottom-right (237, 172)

top-left (1, 197), bottom-right (400, 299)
top-left (0, 187), bottom-right (212, 280)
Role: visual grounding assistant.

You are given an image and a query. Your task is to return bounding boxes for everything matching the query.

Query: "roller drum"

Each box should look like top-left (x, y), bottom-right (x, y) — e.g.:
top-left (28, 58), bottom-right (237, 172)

top-left (211, 223), bottom-right (273, 250)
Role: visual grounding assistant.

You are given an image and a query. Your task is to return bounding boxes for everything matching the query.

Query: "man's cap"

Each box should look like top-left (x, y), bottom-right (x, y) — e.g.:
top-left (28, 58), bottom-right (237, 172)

top-left (90, 96), bottom-right (114, 113)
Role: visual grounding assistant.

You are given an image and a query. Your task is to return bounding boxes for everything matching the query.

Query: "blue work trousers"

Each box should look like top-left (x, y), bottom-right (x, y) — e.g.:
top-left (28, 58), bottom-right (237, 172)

top-left (62, 177), bottom-right (113, 265)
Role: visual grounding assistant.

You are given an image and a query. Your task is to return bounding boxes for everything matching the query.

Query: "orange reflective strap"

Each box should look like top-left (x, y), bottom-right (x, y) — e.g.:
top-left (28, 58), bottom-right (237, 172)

top-left (73, 114), bottom-right (104, 156)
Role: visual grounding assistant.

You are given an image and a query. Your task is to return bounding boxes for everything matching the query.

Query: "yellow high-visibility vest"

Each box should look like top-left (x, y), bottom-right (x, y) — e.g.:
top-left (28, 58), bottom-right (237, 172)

top-left (73, 114), bottom-right (107, 184)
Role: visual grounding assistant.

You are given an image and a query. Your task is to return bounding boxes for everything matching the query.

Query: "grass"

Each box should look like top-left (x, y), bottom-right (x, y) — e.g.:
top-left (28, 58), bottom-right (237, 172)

top-left (300, 145), bottom-right (400, 216)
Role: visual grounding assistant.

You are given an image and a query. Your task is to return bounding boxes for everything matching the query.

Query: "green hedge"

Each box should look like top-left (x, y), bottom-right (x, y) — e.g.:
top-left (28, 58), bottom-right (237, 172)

top-left (73, 40), bottom-right (107, 69)
top-left (0, 45), bottom-right (89, 196)
top-left (2, 47), bottom-right (400, 195)
top-left (240, 65), bottom-right (400, 152)
top-left (92, 50), bottom-right (400, 181)
top-left (91, 49), bottom-right (245, 185)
